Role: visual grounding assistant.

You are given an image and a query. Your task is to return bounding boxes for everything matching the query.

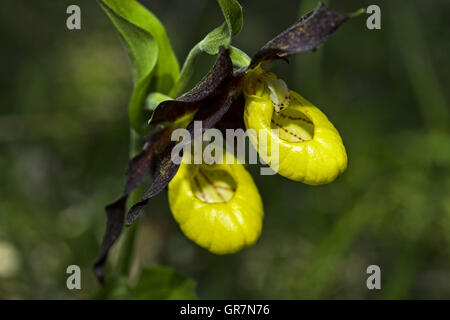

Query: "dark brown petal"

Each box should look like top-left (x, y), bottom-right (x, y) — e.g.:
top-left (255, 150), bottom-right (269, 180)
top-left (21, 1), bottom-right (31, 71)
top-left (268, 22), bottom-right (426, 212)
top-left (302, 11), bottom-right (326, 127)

top-left (93, 196), bottom-right (127, 285)
top-left (149, 46), bottom-right (234, 125)
top-left (93, 126), bottom-right (175, 284)
top-left (126, 84), bottom-right (238, 225)
top-left (250, 2), bottom-right (349, 68)
top-left (214, 93), bottom-right (245, 135)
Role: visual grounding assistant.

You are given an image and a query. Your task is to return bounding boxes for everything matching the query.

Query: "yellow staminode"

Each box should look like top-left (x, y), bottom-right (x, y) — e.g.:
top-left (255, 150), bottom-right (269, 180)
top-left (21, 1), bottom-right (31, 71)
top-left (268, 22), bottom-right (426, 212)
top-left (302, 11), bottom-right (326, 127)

top-left (243, 71), bottom-right (347, 185)
top-left (168, 152), bottom-right (264, 254)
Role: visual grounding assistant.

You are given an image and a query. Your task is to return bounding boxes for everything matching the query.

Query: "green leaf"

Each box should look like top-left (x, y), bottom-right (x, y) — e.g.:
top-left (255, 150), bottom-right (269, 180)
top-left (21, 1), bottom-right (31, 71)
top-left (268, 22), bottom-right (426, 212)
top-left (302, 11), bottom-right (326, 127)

top-left (99, 0), bottom-right (179, 93)
top-left (229, 46), bottom-right (251, 68)
top-left (98, 0), bottom-right (179, 135)
top-left (92, 276), bottom-right (131, 300)
top-left (145, 92), bottom-right (172, 112)
top-left (170, 0), bottom-right (243, 97)
top-left (130, 266), bottom-right (198, 300)
top-left (92, 267), bottom-right (196, 300)
top-left (200, 0), bottom-right (243, 55)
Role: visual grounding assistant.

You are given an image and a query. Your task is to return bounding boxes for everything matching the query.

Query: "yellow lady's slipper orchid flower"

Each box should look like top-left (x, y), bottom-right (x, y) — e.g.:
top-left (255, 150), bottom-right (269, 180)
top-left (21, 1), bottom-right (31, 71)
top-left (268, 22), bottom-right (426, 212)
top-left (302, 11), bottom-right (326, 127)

top-left (95, 2), bottom-right (357, 283)
top-left (243, 69), bottom-right (347, 185)
top-left (168, 153), bottom-right (264, 254)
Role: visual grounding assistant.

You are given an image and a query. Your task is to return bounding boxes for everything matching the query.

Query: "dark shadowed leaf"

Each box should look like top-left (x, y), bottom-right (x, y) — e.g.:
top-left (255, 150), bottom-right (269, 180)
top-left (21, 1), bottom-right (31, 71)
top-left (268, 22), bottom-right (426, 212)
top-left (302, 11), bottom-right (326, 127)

top-left (250, 2), bottom-right (349, 68)
top-left (93, 126), bottom-right (176, 283)
top-left (126, 84), bottom-right (238, 225)
top-left (149, 47), bottom-right (234, 126)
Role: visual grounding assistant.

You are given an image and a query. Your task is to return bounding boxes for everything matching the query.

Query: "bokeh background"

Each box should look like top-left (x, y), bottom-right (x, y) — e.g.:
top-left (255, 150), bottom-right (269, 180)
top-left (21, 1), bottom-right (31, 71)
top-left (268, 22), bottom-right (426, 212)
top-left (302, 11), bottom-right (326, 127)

top-left (1, 0), bottom-right (449, 299)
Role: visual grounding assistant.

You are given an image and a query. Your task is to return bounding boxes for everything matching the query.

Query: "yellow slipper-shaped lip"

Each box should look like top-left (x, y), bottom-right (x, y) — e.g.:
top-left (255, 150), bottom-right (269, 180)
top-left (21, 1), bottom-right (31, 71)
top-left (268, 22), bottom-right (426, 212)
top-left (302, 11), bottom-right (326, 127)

top-left (168, 155), bottom-right (264, 254)
top-left (244, 89), bottom-right (347, 185)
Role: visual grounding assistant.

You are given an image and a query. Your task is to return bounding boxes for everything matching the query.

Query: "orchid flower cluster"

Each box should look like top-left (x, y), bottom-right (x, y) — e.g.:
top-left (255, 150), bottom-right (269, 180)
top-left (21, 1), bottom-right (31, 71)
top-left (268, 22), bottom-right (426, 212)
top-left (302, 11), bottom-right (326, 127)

top-left (94, 1), bottom-right (358, 283)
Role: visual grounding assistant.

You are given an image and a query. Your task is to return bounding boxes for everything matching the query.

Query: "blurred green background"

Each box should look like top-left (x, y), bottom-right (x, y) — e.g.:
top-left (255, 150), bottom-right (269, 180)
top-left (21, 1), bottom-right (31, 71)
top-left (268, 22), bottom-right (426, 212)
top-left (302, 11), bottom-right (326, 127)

top-left (1, 0), bottom-right (449, 299)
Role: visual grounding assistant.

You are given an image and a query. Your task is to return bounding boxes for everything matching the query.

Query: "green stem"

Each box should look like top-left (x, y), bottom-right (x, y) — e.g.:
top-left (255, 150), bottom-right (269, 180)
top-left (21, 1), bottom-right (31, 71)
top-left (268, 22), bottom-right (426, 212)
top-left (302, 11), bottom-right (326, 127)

top-left (348, 8), bottom-right (365, 19)
top-left (170, 44), bottom-right (251, 98)
top-left (169, 43), bottom-right (201, 98)
top-left (116, 130), bottom-right (142, 278)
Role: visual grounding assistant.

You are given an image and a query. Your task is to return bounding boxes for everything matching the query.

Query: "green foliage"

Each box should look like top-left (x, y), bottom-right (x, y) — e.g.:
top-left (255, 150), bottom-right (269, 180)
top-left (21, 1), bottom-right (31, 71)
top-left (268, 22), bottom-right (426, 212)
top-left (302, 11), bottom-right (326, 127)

top-left (93, 276), bottom-right (131, 300)
top-left (98, 0), bottom-right (179, 135)
top-left (198, 0), bottom-right (243, 55)
top-left (131, 266), bottom-right (197, 300)
top-left (170, 0), bottom-right (244, 97)
top-left (146, 92), bottom-right (172, 112)
top-left (93, 267), bottom-right (197, 300)
top-left (98, 0), bottom-right (246, 133)
top-left (229, 46), bottom-right (251, 68)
